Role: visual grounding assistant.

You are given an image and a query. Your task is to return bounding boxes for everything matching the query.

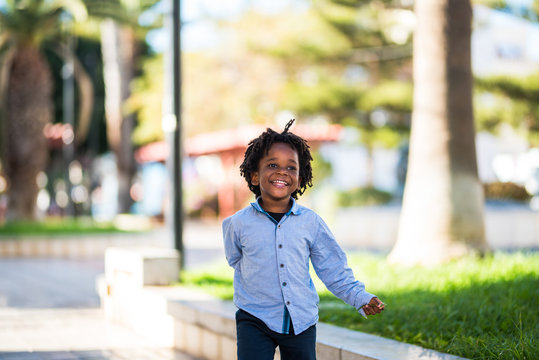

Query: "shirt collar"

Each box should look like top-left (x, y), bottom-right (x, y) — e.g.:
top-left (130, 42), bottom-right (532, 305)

top-left (250, 197), bottom-right (302, 216)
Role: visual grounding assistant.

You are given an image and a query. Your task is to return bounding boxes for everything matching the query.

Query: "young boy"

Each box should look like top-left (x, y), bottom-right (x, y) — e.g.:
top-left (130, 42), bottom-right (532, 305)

top-left (223, 119), bottom-right (384, 360)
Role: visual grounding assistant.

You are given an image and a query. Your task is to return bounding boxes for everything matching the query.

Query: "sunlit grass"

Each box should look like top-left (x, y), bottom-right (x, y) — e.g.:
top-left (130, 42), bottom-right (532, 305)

top-left (180, 261), bottom-right (235, 300)
top-left (0, 217), bottom-right (132, 236)
top-left (180, 251), bottom-right (539, 360)
top-left (320, 251), bottom-right (539, 359)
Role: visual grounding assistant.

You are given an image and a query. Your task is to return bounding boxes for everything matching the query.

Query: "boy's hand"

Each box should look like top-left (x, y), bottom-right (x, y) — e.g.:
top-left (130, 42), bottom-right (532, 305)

top-left (362, 297), bottom-right (385, 316)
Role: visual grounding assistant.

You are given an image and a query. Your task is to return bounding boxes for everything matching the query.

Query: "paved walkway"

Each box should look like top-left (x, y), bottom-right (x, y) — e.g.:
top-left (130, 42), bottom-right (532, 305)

top-left (0, 258), bottom-right (204, 360)
top-left (0, 308), bottom-right (198, 359)
top-left (0, 220), bottom-right (227, 359)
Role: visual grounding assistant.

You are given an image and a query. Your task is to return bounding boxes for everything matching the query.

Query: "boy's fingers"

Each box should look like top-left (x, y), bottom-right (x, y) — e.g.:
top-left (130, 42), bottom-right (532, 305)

top-left (363, 307), bottom-right (373, 315)
top-left (362, 300), bottom-right (385, 315)
top-left (371, 298), bottom-right (385, 310)
top-left (362, 304), bottom-right (377, 315)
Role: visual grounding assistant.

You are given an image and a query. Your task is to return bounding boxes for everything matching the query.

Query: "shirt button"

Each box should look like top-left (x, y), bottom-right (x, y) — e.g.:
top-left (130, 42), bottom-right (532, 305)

top-left (280, 264), bottom-right (284, 268)
top-left (282, 282), bottom-right (287, 286)
top-left (286, 301), bottom-right (290, 305)
top-left (278, 244), bottom-right (282, 248)
top-left (278, 225), bottom-right (281, 228)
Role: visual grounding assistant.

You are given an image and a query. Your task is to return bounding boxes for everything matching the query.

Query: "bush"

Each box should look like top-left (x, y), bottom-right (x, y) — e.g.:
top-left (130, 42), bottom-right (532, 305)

top-left (337, 186), bottom-right (393, 207)
top-left (484, 182), bottom-right (531, 202)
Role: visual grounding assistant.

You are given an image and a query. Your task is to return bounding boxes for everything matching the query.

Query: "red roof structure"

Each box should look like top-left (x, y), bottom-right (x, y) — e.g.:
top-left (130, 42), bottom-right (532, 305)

top-left (135, 123), bottom-right (343, 163)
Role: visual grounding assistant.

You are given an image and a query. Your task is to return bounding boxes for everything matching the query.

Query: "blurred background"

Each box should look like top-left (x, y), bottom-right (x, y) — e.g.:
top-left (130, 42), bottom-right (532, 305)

top-left (0, 0), bottom-right (538, 243)
top-left (1, 2), bottom-right (538, 358)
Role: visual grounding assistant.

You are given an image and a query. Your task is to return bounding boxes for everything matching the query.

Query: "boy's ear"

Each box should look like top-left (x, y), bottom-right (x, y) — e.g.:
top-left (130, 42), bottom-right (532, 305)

top-left (251, 172), bottom-right (259, 186)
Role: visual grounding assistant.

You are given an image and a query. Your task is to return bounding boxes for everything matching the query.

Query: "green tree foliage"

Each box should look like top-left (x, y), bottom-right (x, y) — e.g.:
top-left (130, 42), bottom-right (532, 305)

top-left (127, 54), bottom-right (164, 146)
top-left (476, 73), bottom-right (539, 146)
top-left (473, 0), bottom-right (508, 8)
top-left (128, 0), bottom-right (539, 151)
top-left (258, 0), bottom-right (414, 152)
top-left (73, 0), bottom-right (159, 38)
top-left (337, 186), bottom-right (393, 207)
top-left (128, 2), bottom-right (415, 146)
top-left (129, 12), bottom-right (302, 141)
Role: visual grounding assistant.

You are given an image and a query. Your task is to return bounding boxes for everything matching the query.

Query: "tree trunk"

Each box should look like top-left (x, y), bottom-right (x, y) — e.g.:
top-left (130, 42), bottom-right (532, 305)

top-left (100, 19), bottom-right (136, 213)
top-left (388, 0), bottom-right (489, 266)
top-left (4, 46), bottom-right (53, 220)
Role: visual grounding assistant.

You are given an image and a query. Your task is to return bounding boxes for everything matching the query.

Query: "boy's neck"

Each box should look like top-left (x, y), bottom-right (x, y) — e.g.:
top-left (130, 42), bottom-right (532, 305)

top-left (259, 198), bottom-right (291, 213)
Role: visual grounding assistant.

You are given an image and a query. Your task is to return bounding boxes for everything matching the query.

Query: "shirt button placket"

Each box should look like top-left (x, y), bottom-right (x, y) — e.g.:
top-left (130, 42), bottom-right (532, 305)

top-left (276, 224), bottom-right (289, 308)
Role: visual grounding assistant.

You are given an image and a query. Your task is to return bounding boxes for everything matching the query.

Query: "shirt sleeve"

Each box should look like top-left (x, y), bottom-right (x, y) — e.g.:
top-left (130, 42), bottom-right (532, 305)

top-left (222, 216), bottom-right (242, 269)
top-left (310, 216), bottom-right (375, 311)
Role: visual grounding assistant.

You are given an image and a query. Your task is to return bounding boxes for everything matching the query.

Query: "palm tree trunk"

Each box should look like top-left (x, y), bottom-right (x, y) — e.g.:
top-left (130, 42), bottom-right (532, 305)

top-left (4, 46), bottom-right (53, 220)
top-left (51, 44), bottom-right (95, 143)
top-left (388, 0), bottom-right (489, 266)
top-left (100, 19), bottom-right (136, 214)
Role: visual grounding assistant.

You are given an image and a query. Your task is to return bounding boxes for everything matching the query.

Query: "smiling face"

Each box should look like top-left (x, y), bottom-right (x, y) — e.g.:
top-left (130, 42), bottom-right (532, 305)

top-left (250, 142), bottom-right (301, 212)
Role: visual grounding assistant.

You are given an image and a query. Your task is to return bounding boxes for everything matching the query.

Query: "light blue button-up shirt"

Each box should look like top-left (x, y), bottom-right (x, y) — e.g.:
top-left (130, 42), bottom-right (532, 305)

top-left (222, 197), bottom-right (375, 335)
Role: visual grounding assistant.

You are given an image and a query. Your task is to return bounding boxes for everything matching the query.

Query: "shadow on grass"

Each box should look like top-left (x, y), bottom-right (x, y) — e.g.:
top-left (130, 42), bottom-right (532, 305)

top-left (318, 274), bottom-right (538, 360)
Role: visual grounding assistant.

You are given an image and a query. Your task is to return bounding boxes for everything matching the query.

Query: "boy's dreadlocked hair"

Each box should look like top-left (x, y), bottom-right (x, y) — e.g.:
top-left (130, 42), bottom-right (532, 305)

top-left (240, 119), bottom-right (313, 199)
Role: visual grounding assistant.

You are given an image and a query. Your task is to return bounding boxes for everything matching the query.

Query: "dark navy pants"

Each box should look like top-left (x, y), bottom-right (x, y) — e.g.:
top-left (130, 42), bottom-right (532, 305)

top-left (235, 309), bottom-right (316, 360)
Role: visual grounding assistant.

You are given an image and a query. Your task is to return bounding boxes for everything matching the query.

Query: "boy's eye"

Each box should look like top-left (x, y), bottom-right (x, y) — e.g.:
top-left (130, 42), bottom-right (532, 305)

top-left (267, 163), bottom-right (297, 171)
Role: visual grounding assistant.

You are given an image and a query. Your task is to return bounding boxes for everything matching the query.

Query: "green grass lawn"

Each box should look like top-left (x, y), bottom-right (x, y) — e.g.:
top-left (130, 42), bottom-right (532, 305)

top-left (0, 217), bottom-right (130, 236)
top-left (180, 251), bottom-right (539, 360)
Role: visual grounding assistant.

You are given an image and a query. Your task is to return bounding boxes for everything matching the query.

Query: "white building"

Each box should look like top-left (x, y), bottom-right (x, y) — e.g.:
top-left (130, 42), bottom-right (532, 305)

top-left (473, 5), bottom-right (539, 77)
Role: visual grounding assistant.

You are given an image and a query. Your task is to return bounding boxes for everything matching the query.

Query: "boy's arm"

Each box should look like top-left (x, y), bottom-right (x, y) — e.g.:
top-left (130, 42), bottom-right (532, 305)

top-left (222, 216), bottom-right (242, 268)
top-left (310, 218), bottom-right (376, 314)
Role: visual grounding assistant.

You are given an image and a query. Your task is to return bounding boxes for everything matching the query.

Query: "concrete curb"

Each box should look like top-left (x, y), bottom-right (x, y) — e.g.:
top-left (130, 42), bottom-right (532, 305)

top-left (0, 232), bottom-right (167, 258)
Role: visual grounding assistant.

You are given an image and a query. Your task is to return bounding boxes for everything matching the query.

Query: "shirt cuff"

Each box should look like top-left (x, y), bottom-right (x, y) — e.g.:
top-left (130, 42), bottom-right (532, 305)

top-left (356, 293), bottom-right (375, 319)
top-left (358, 307), bottom-right (367, 319)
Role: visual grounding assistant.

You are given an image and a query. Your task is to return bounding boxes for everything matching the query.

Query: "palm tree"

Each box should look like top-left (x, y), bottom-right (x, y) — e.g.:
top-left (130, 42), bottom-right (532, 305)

top-left (0, 0), bottom-right (92, 220)
top-left (388, 0), bottom-right (490, 266)
top-left (100, 18), bottom-right (137, 214)
top-left (97, 0), bottom-right (156, 213)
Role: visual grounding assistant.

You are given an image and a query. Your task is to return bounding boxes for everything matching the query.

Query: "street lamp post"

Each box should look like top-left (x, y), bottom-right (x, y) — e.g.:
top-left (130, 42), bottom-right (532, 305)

top-left (163, 0), bottom-right (184, 271)
top-left (172, 0), bottom-right (184, 269)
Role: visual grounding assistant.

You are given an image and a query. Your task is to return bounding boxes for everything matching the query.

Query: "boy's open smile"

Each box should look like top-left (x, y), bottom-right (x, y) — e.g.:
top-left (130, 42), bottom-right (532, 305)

top-left (271, 179), bottom-right (288, 187)
top-left (250, 142), bottom-right (301, 213)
